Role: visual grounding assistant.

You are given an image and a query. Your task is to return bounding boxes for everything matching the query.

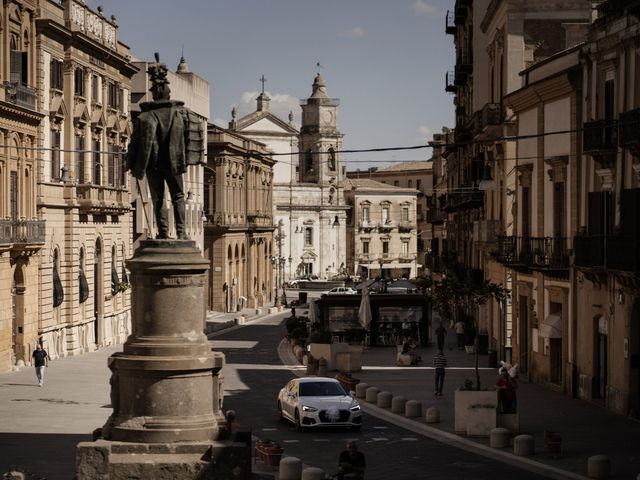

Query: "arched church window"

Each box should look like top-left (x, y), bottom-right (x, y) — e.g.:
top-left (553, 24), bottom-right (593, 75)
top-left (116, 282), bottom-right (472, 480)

top-left (79, 247), bottom-right (89, 303)
top-left (328, 148), bottom-right (336, 171)
top-left (53, 249), bottom-right (64, 308)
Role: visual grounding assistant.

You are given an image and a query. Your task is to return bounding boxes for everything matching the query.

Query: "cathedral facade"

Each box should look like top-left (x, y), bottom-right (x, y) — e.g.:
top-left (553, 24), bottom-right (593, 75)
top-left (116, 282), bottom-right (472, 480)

top-left (231, 74), bottom-right (347, 282)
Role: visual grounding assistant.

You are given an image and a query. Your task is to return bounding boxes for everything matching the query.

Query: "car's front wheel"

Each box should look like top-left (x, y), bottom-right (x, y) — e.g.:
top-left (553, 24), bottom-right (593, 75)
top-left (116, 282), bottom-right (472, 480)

top-left (294, 409), bottom-right (304, 432)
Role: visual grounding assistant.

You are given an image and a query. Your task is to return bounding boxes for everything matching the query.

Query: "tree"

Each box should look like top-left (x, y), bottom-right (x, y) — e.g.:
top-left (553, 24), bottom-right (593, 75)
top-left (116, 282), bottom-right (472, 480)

top-left (418, 274), bottom-right (510, 390)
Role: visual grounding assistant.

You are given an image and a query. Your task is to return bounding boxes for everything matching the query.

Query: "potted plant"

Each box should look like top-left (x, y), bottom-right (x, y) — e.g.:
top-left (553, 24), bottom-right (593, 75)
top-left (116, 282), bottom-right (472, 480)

top-left (255, 439), bottom-right (283, 466)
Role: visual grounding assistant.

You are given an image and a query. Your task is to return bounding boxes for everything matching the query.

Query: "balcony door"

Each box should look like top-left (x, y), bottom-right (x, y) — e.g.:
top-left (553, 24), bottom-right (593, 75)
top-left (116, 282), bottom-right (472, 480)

top-left (10, 171), bottom-right (17, 219)
top-left (595, 316), bottom-right (608, 399)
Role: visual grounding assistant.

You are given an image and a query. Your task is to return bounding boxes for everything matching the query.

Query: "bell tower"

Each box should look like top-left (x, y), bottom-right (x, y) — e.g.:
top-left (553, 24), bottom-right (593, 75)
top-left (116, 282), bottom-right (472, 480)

top-left (299, 73), bottom-right (343, 187)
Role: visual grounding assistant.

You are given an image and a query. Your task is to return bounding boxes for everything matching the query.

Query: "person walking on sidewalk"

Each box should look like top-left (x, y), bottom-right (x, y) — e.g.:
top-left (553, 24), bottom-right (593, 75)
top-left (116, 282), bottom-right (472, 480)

top-left (433, 349), bottom-right (448, 396)
top-left (454, 320), bottom-right (465, 350)
top-left (435, 322), bottom-right (447, 350)
top-left (31, 343), bottom-right (50, 387)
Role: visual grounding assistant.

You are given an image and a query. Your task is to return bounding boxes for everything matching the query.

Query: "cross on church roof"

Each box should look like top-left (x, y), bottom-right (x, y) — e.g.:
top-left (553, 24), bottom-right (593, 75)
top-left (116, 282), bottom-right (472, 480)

top-left (260, 74), bottom-right (267, 93)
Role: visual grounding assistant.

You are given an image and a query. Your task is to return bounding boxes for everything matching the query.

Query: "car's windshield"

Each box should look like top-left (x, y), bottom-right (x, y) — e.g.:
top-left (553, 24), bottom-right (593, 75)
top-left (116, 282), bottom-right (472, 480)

top-left (299, 381), bottom-right (346, 396)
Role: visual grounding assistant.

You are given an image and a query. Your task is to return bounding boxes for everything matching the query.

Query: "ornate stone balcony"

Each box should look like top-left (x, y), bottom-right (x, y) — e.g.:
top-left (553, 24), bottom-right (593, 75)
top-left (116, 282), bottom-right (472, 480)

top-left (3, 82), bottom-right (37, 111)
top-left (76, 184), bottom-right (130, 215)
top-left (493, 235), bottom-right (569, 274)
top-left (583, 120), bottom-right (617, 169)
top-left (0, 219), bottom-right (45, 248)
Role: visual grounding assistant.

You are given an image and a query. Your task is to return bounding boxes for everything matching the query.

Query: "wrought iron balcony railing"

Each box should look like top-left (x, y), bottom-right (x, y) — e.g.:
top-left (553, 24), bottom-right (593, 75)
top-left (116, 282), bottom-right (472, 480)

top-left (618, 108), bottom-right (640, 155)
top-left (574, 234), bottom-right (605, 268)
top-left (583, 120), bottom-right (617, 154)
top-left (445, 10), bottom-right (457, 35)
top-left (494, 235), bottom-right (569, 271)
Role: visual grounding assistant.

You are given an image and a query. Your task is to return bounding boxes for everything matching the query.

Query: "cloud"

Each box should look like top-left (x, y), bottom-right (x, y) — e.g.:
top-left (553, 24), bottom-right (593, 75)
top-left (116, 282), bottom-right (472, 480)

top-left (338, 26), bottom-right (367, 38)
top-left (212, 117), bottom-right (228, 128)
top-left (231, 91), bottom-right (300, 124)
top-left (418, 125), bottom-right (433, 138)
top-left (413, 0), bottom-right (436, 15)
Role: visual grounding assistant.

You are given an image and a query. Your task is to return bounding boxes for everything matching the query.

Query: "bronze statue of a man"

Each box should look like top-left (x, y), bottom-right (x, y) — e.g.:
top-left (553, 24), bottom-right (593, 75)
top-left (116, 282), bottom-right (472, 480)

top-left (126, 53), bottom-right (204, 240)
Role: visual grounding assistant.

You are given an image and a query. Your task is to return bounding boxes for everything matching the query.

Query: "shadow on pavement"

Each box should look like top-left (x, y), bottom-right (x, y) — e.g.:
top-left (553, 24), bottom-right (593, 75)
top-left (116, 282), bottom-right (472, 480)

top-left (0, 432), bottom-right (91, 480)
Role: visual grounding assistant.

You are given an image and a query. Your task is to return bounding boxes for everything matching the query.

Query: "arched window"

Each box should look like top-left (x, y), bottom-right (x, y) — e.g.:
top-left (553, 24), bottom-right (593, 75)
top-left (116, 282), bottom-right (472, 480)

top-left (78, 247), bottom-right (89, 303)
top-left (53, 249), bottom-right (64, 307)
top-left (110, 246), bottom-right (119, 296)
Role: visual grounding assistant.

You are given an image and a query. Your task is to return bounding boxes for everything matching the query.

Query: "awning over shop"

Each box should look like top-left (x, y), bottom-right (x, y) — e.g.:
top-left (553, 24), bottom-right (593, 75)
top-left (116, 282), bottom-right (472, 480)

top-left (539, 313), bottom-right (562, 338)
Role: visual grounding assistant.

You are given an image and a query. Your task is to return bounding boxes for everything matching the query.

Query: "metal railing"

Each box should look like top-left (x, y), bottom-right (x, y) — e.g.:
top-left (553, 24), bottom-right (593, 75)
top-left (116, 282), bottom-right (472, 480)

top-left (494, 235), bottom-right (570, 270)
top-left (0, 219), bottom-right (46, 244)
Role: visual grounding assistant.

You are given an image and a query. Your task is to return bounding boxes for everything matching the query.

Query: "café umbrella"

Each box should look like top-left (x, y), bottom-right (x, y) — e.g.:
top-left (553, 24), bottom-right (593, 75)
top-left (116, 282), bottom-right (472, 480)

top-left (358, 287), bottom-right (372, 330)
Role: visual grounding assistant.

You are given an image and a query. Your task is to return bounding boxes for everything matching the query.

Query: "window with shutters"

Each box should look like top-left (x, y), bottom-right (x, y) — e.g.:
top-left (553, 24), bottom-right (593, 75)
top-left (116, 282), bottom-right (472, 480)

top-left (92, 140), bottom-right (101, 185)
top-left (402, 241), bottom-right (409, 256)
top-left (362, 241), bottom-right (369, 254)
top-left (120, 147), bottom-right (127, 188)
top-left (74, 67), bottom-right (85, 97)
top-left (10, 171), bottom-right (18, 219)
top-left (108, 144), bottom-right (118, 186)
top-left (107, 81), bottom-right (119, 109)
top-left (50, 130), bottom-right (61, 181)
top-left (91, 75), bottom-right (100, 103)
top-left (522, 187), bottom-right (531, 237)
top-left (402, 207), bottom-right (409, 222)
top-left (50, 59), bottom-right (64, 90)
top-left (10, 34), bottom-right (28, 86)
top-left (75, 136), bottom-right (85, 183)
top-left (553, 182), bottom-right (566, 237)
top-left (305, 227), bottom-right (313, 246)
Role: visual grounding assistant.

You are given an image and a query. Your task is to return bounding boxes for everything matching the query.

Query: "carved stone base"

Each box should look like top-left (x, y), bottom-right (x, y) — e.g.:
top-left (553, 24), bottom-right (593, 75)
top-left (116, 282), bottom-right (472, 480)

top-left (76, 439), bottom-right (251, 480)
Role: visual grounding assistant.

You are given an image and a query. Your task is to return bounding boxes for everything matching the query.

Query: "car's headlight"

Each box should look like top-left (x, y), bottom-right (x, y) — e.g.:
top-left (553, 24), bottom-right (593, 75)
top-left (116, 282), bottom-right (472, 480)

top-left (349, 404), bottom-right (361, 412)
top-left (302, 405), bottom-right (318, 412)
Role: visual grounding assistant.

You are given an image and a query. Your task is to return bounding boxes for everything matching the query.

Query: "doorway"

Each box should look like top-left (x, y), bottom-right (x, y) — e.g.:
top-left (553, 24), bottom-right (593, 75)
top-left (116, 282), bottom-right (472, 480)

top-left (94, 239), bottom-right (103, 347)
top-left (518, 295), bottom-right (529, 375)
top-left (12, 263), bottom-right (25, 365)
top-left (595, 316), bottom-right (608, 399)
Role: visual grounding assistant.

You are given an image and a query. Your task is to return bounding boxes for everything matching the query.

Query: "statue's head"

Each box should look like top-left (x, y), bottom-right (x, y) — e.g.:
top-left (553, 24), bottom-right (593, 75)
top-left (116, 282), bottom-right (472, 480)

top-left (148, 52), bottom-right (171, 101)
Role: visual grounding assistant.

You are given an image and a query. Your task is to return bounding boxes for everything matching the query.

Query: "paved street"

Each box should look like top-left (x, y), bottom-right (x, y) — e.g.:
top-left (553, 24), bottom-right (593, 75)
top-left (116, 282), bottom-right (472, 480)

top-left (2, 307), bottom-right (639, 479)
top-left (217, 312), bottom-right (546, 480)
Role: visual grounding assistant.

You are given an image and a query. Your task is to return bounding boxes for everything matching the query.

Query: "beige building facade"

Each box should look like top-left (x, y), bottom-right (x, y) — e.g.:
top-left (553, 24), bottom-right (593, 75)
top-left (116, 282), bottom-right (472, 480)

top-left (34, 0), bottom-right (136, 364)
top-left (2, 0), bottom-right (138, 373)
top-left (347, 161), bottom-right (430, 276)
top-left (0, 0), bottom-right (44, 372)
top-left (344, 179), bottom-right (419, 280)
top-left (204, 125), bottom-right (275, 312)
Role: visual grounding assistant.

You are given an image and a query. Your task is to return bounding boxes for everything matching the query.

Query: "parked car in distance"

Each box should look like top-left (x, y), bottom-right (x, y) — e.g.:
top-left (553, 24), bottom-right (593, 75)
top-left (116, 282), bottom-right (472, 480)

top-left (277, 377), bottom-right (362, 431)
top-left (323, 286), bottom-right (357, 295)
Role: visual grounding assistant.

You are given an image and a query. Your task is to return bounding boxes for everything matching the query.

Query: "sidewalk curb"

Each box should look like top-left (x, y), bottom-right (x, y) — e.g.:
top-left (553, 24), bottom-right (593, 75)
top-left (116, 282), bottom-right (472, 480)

top-left (277, 339), bottom-right (590, 480)
top-left (207, 310), bottom-right (288, 339)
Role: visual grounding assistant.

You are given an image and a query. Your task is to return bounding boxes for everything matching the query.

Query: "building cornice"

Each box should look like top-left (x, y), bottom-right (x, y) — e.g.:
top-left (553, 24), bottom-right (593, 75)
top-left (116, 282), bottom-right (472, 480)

top-left (505, 69), bottom-right (579, 112)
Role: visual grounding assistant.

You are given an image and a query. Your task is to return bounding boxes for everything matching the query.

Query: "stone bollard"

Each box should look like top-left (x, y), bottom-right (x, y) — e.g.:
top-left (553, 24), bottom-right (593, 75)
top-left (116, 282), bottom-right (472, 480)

top-left (587, 455), bottom-right (611, 479)
top-left (306, 355), bottom-right (316, 375)
top-left (391, 396), bottom-right (408, 414)
top-left (377, 391), bottom-right (392, 408)
top-left (355, 383), bottom-right (369, 399)
top-left (279, 457), bottom-right (302, 480)
top-left (365, 387), bottom-right (381, 403)
top-left (490, 427), bottom-right (511, 448)
top-left (405, 399), bottom-right (422, 417)
top-left (301, 467), bottom-right (325, 480)
top-left (317, 357), bottom-right (328, 377)
top-left (513, 434), bottom-right (534, 456)
top-left (425, 406), bottom-right (440, 424)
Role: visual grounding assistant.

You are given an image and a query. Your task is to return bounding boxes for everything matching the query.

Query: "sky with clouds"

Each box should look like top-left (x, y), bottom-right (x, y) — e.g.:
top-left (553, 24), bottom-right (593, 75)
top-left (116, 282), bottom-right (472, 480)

top-left (88, 0), bottom-right (454, 169)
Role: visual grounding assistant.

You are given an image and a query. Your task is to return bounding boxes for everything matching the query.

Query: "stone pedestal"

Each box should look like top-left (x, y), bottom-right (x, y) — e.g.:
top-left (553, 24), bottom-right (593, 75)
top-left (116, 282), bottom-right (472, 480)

top-left (76, 240), bottom-right (247, 479)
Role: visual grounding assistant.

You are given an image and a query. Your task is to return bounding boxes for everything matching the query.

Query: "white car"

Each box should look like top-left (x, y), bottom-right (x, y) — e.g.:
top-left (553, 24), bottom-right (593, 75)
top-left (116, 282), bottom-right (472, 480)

top-left (325, 287), bottom-right (358, 295)
top-left (277, 377), bottom-right (362, 431)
